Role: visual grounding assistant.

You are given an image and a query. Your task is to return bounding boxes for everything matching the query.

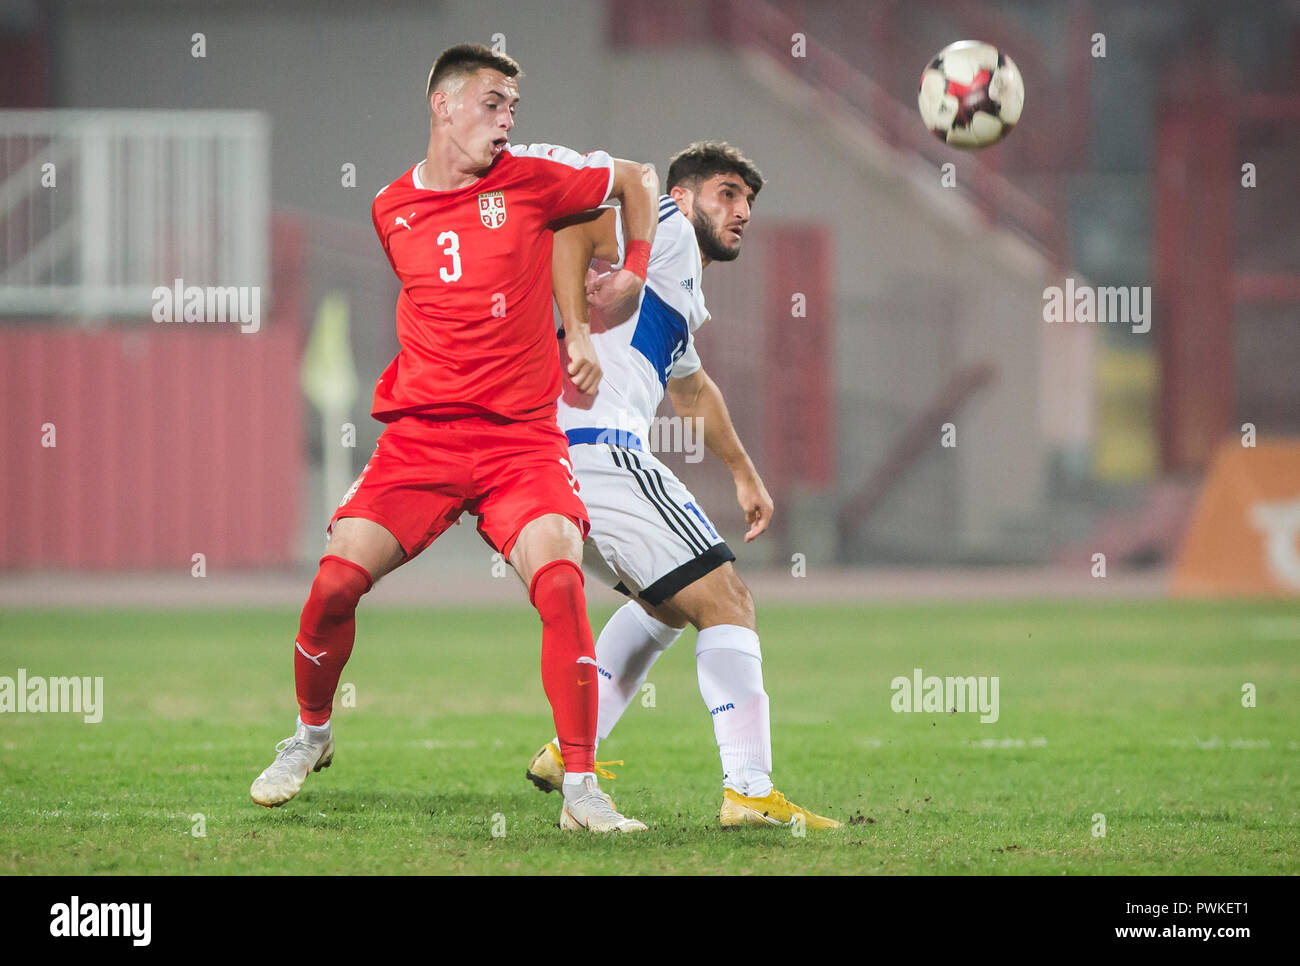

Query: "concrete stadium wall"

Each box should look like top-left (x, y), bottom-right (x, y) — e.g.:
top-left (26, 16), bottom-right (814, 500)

top-left (51, 0), bottom-right (608, 223)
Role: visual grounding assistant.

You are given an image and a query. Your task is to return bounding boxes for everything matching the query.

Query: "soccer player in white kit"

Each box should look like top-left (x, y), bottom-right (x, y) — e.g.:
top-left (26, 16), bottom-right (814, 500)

top-left (526, 142), bottom-right (839, 829)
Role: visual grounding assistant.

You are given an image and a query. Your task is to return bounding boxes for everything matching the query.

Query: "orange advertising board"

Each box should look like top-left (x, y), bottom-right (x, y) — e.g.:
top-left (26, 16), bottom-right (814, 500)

top-left (1172, 439), bottom-right (1300, 596)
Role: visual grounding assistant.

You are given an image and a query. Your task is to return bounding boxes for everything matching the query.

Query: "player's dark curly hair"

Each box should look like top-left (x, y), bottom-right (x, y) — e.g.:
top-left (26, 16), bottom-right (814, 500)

top-left (426, 43), bottom-right (523, 101)
top-left (666, 141), bottom-right (764, 198)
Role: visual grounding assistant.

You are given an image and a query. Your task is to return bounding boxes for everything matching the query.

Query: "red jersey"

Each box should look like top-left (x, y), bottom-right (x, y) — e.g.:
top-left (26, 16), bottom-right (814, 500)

top-left (370, 143), bottom-right (615, 422)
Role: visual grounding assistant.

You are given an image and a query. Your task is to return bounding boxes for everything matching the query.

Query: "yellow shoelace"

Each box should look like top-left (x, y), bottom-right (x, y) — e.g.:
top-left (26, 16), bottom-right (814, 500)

top-left (594, 759), bottom-right (623, 781)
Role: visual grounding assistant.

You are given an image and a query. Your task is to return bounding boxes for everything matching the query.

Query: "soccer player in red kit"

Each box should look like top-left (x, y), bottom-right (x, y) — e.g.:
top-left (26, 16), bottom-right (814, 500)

top-left (250, 43), bottom-right (659, 832)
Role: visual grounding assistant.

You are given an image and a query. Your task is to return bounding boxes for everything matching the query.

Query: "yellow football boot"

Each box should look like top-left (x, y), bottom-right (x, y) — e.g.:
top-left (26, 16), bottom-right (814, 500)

top-left (525, 741), bottom-right (622, 804)
top-left (720, 788), bottom-right (842, 829)
top-left (525, 741), bottom-right (566, 793)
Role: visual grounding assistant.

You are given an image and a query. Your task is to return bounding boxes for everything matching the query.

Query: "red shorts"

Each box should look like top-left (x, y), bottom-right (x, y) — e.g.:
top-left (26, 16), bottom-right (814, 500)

top-left (329, 413), bottom-right (589, 560)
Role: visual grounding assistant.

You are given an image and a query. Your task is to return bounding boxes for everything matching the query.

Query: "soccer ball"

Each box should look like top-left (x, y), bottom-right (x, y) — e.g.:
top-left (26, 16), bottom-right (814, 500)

top-left (917, 41), bottom-right (1024, 149)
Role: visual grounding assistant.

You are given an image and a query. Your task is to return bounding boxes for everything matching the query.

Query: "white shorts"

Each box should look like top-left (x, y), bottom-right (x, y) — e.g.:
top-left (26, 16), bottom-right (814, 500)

top-left (568, 436), bottom-right (735, 605)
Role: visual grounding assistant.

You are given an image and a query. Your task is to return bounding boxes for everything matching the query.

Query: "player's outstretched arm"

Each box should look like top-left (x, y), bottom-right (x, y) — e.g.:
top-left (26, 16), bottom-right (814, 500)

top-left (668, 367), bottom-right (774, 543)
top-left (592, 160), bottom-right (659, 309)
top-left (552, 209), bottom-right (619, 394)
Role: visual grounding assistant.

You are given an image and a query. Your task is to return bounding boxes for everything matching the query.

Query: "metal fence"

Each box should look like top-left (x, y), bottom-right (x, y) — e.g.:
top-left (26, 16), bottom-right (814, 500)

top-left (0, 110), bottom-right (269, 317)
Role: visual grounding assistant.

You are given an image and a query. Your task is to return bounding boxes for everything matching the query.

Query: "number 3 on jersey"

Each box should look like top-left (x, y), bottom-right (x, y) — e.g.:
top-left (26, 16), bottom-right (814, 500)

top-left (437, 230), bottom-right (461, 282)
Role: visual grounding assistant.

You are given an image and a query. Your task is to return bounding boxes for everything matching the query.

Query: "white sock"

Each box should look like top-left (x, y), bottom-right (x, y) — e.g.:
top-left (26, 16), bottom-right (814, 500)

top-left (696, 625), bottom-right (773, 798)
top-left (299, 716), bottom-right (330, 738)
top-left (562, 771), bottom-right (596, 798)
top-left (554, 601), bottom-right (683, 750)
top-left (598, 602), bottom-right (684, 742)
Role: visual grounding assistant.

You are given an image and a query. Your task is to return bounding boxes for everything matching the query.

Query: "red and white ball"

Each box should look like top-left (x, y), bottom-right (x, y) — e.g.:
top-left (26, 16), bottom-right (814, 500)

top-left (918, 40), bottom-right (1024, 149)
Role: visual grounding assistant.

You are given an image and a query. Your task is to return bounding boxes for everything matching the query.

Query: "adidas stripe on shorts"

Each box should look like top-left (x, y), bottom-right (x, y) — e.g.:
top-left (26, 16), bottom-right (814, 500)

top-left (567, 431), bottom-right (735, 606)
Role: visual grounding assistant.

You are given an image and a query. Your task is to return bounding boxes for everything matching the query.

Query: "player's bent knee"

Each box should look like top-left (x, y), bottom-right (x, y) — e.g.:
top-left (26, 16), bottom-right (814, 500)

top-left (510, 513), bottom-right (584, 583)
top-left (326, 516), bottom-right (405, 580)
top-left (639, 597), bottom-right (689, 631)
top-left (311, 555), bottom-right (373, 618)
top-left (706, 565), bottom-right (756, 629)
top-left (667, 563), bottom-right (755, 630)
top-left (528, 558), bottom-right (585, 614)
top-left (733, 585), bottom-right (756, 626)
top-left (724, 587), bottom-right (756, 629)
top-left (526, 513), bottom-right (583, 551)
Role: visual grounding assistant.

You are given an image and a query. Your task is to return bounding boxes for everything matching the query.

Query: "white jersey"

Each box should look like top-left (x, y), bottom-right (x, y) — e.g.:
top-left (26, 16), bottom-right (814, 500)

top-left (557, 195), bottom-right (709, 447)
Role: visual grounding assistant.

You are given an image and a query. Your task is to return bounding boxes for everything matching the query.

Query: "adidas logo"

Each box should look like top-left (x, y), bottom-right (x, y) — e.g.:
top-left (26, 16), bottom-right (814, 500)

top-left (680, 277), bottom-right (694, 293)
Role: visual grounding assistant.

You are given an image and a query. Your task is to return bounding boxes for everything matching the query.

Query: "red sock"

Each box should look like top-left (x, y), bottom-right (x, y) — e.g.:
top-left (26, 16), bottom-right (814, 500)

top-left (530, 559), bottom-right (597, 774)
top-left (295, 555), bottom-right (373, 726)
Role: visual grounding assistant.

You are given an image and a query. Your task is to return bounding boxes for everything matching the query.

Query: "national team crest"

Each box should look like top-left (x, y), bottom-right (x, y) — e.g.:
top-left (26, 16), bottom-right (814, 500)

top-left (478, 191), bottom-right (507, 229)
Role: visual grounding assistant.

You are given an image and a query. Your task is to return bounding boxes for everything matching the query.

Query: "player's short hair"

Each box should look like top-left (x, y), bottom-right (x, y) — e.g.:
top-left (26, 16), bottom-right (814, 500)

top-left (426, 43), bottom-right (523, 101)
top-left (666, 141), bottom-right (764, 199)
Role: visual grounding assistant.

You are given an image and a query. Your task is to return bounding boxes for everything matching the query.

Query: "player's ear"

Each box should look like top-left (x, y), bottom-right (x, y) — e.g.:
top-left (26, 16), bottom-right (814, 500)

top-left (429, 89), bottom-right (450, 123)
top-left (668, 185), bottom-right (692, 213)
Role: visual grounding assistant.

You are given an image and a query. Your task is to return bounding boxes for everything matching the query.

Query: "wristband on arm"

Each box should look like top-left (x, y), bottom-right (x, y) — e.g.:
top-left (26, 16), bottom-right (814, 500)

top-left (623, 240), bottom-right (651, 281)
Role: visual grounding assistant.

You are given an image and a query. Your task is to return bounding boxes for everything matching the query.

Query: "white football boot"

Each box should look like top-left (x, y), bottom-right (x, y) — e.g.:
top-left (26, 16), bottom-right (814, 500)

top-left (559, 775), bottom-right (647, 832)
top-left (250, 719), bottom-right (334, 807)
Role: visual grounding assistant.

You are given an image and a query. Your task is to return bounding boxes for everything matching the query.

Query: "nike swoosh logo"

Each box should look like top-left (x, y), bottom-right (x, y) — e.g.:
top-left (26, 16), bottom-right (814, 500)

top-left (577, 680), bottom-right (591, 687)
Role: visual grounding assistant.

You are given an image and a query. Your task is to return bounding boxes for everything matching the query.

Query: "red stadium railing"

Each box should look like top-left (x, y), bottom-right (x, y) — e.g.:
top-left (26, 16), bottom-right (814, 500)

top-left (1153, 30), bottom-right (1300, 471)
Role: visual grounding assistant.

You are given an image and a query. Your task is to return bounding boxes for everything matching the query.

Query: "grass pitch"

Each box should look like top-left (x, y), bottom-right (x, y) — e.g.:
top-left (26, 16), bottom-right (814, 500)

top-left (1, 599), bottom-right (1297, 874)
